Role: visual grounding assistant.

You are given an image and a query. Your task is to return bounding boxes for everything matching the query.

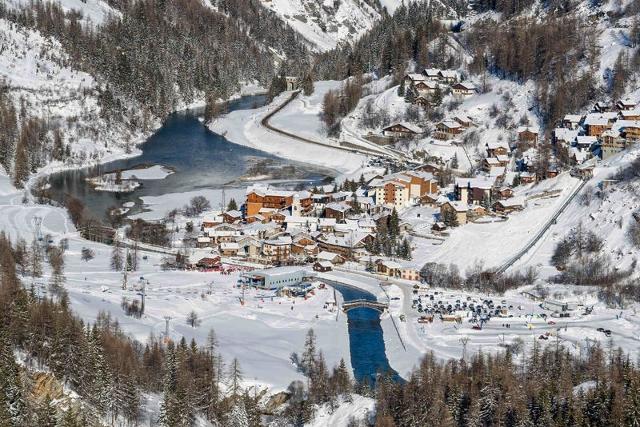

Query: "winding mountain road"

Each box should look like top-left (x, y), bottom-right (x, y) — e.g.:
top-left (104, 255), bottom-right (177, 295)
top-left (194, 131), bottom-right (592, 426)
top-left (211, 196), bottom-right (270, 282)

top-left (261, 91), bottom-right (402, 159)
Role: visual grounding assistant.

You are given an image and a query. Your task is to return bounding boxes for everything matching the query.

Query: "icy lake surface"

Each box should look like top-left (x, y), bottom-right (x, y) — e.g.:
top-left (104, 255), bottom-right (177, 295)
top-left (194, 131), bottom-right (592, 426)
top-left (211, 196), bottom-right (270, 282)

top-left (46, 95), bottom-right (331, 219)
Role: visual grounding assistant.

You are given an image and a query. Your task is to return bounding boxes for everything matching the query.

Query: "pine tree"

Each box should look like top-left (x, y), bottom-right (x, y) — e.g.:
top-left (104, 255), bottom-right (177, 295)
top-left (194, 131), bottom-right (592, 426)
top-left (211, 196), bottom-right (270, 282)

top-left (13, 137), bottom-right (29, 188)
top-left (388, 208), bottom-right (400, 238)
top-left (52, 129), bottom-right (64, 161)
top-left (225, 399), bottom-right (249, 427)
top-left (158, 345), bottom-right (180, 426)
top-left (227, 198), bottom-right (238, 211)
top-left (227, 358), bottom-right (243, 398)
top-left (451, 153), bottom-right (459, 169)
top-left (0, 332), bottom-right (27, 425)
top-left (442, 208), bottom-right (459, 227)
top-left (302, 73), bottom-right (314, 96)
top-left (30, 240), bottom-right (43, 278)
top-left (301, 329), bottom-right (317, 377)
top-left (397, 78), bottom-right (405, 96)
top-left (111, 241), bottom-right (123, 271)
top-left (332, 358), bottom-right (352, 396)
top-left (432, 87), bottom-right (443, 106)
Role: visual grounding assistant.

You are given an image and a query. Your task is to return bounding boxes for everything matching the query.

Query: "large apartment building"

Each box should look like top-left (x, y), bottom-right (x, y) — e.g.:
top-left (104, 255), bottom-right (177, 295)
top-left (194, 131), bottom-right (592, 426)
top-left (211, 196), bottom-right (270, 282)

top-left (245, 187), bottom-right (312, 217)
top-left (370, 171), bottom-right (439, 209)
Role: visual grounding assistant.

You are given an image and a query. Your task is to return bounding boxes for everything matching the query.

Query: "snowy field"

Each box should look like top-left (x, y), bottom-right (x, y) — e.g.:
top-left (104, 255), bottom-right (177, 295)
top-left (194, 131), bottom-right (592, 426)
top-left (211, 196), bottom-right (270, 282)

top-left (209, 91), bottom-right (368, 176)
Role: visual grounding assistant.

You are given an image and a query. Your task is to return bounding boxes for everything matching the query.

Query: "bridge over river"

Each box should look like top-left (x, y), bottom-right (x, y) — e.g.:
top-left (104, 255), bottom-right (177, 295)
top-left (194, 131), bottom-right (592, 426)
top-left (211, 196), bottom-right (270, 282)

top-left (342, 299), bottom-right (389, 313)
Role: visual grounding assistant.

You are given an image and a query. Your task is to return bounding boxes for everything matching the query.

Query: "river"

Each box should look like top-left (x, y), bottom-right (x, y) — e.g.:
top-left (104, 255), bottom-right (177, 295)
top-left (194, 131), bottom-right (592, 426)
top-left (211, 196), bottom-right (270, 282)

top-left (45, 95), bottom-right (333, 220)
top-left (331, 283), bottom-right (401, 385)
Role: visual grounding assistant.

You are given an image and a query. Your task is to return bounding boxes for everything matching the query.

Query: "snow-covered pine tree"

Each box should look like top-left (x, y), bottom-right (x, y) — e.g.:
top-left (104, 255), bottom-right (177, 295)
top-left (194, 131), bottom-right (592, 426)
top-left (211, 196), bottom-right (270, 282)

top-left (301, 329), bottom-right (317, 377)
top-left (224, 399), bottom-right (249, 427)
top-left (227, 358), bottom-right (244, 398)
top-left (110, 240), bottom-right (123, 271)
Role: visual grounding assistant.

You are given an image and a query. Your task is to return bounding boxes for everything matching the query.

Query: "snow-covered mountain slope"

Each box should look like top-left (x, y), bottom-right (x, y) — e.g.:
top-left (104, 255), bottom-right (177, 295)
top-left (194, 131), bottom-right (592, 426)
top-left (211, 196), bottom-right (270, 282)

top-left (259, 0), bottom-right (381, 51)
top-left (0, 18), bottom-right (149, 174)
top-left (6, 0), bottom-right (120, 25)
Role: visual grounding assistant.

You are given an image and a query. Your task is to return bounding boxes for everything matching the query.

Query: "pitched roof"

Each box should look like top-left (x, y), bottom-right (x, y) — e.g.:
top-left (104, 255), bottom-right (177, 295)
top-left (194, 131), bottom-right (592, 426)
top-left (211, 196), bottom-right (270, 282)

top-left (383, 122), bottom-right (423, 134)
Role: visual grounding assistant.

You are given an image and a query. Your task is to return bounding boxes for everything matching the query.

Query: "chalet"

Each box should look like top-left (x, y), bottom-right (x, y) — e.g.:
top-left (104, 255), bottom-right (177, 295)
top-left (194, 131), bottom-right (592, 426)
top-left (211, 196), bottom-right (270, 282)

top-left (246, 214), bottom-right (265, 224)
top-left (422, 68), bottom-right (441, 81)
top-left (601, 132), bottom-right (625, 160)
top-left (271, 212), bottom-right (286, 224)
top-left (432, 222), bottom-right (447, 231)
top-left (519, 172), bottom-right (536, 184)
top-left (594, 101), bottom-right (613, 113)
top-left (571, 164), bottom-right (594, 179)
top-left (486, 141), bottom-right (510, 157)
top-left (414, 80), bottom-right (438, 95)
top-left (237, 236), bottom-right (262, 258)
top-left (493, 197), bottom-right (526, 214)
top-left (570, 147), bottom-right (588, 164)
top-left (621, 122), bottom-right (640, 142)
top-left (382, 122), bottom-right (423, 138)
top-left (575, 136), bottom-right (597, 152)
top-left (291, 191), bottom-right (313, 216)
top-left (562, 114), bottom-right (582, 130)
top-left (317, 233), bottom-right (373, 259)
top-left (219, 242), bottom-right (240, 257)
top-left (317, 251), bottom-right (345, 265)
top-left (404, 73), bottom-right (426, 87)
top-left (451, 82), bottom-right (476, 96)
top-left (401, 267), bottom-right (420, 281)
top-left (416, 162), bottom-right (442, 175)
top-left (619, 109), bottom-right (640, 121)
top-left (313, 261), bottom-right (333, 272)
top-left (483, 157), bottom-right (501, 172)
top-left (440, 201), bottom-right (468, 225)
top-left (517, 126), bottom-right (539, 145)
top-left (246, 187), bottom-right (294, 217)
top-left (616, 98), bottom-right (636, 111)
top-left (438, 70), bottom-right (458, 84)
top-left (434, 120), bottom-right (463, 140)
top-left (291, 233), bottom-right (318, 255)
top-left (453, 114), bottom-right (473, 128)
top-left (196, 257), bottom-right (221, 269)
top-left (454, 176), bottom-right (496, 205)
top-left (284, 216), bottom-right (318, 232)
top-left (583, 114), bottom-right (610, 137)
top-left (262, 236), bottom-right (292, 262)
top-left (420, 193), bottom-right (438, 206)
top-left (196, 236), bottom-right (211, 248)
top-left (496, 154), bottom-right (510, 166)
top-left (357, 218), bottom-right (377, 233)
top-left (202, 212), bottom-right (223, 228)
top-left (222, 210), bottom-right (243, 224)
top-left (553, 128), bottom-right (579, 146)
top-left (318, 218), bottom-right (337, 232)
top-left (324, 202), bottom-right (351, 221)
top-left (467, 204), bottom-right (487, 219)
top-left (375, 259), bottom-right (402, 278)
top-left (495, 187), bottom-right (514, 199)
top-left (414, 96), bottom-right (434, 109)
top-left (206, 225), bottom-right (240, 244)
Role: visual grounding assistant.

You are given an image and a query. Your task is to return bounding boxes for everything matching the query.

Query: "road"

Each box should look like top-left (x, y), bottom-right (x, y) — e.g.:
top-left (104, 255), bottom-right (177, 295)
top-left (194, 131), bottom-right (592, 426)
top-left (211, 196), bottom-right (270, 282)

top-left (261, 91), bottom-right (402, 160)
top-left (494, 176), bottom-right (588, 274)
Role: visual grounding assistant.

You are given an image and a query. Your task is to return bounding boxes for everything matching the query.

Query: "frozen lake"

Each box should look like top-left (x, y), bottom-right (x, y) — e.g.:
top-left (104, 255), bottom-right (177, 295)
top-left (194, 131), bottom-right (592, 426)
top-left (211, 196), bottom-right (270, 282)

top-left (45, 95), bottom-right (333, 220)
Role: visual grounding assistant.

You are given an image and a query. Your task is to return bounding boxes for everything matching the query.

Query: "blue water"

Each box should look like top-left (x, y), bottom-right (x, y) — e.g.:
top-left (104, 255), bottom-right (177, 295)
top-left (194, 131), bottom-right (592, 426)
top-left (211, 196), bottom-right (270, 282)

top-left (331, 283), bottom-right (401, 385)
top-left (46, 95), bottom-right (332, 219)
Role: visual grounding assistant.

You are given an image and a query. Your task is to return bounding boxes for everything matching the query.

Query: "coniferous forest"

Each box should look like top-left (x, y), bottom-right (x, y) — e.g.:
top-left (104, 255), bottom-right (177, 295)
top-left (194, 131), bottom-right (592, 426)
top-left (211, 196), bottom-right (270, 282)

top-left (2, 229), bottom-right (640, 425)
